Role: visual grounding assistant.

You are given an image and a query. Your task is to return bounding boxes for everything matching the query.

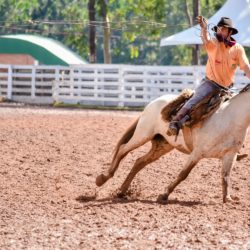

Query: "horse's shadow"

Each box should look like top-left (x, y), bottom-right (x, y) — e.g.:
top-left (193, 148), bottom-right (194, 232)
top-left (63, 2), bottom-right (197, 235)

top-left (75, 194), bottom-right (204, 207)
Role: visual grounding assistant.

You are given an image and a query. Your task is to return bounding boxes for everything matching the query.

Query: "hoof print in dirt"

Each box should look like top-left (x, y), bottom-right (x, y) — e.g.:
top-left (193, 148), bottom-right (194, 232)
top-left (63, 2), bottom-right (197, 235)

top-left (76, 195), bottom-right (96, 203)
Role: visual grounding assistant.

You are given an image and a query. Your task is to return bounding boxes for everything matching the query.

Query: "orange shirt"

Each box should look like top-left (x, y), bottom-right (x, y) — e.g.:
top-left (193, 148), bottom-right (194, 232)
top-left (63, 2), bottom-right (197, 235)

top-left (204, 38), bottom-right (249, 87)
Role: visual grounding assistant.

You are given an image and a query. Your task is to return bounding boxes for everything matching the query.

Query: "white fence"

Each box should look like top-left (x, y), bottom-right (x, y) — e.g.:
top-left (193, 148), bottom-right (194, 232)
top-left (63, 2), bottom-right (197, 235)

top-left (0, 64), bottom-right (67, 104)
top-left (0, 64), bottom-right (248, 107)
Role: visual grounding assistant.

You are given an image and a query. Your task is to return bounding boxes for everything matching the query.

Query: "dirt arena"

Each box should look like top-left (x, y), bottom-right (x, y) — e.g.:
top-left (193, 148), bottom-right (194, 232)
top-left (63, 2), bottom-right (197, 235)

top-left (0, 104), bottom-right (249, 249)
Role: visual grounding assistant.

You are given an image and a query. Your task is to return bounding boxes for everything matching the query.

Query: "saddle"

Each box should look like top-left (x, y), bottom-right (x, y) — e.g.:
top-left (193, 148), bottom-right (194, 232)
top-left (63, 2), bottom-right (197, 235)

top-left (161, 88), bottom-right (232, 127)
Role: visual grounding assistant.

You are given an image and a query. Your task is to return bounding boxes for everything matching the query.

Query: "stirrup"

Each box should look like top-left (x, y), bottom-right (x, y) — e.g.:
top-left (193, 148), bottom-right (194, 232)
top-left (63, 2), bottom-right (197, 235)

top-left (167, 114), bottom-right (190, 137)
top-left (167, 121), bottom-right (180, 136)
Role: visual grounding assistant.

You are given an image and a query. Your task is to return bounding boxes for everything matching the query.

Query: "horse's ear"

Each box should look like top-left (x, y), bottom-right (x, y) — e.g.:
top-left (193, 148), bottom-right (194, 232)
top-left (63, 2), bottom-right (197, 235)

top-left (239, 83), bottom-right (250, 94)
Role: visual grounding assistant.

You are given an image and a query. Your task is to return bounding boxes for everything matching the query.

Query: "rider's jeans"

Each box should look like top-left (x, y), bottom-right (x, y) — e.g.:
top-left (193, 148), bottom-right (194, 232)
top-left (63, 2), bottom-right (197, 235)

top-left (182, 78), bottom-right (223, 110)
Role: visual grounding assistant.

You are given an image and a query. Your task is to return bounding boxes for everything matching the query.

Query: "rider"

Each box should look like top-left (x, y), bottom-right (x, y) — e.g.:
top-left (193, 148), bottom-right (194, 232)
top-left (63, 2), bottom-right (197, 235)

top-left (167, 16), bottom-right (250, 136)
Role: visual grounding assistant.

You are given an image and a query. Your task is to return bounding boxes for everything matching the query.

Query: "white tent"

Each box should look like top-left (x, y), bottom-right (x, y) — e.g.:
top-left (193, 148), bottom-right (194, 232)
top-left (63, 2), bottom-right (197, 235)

top-left (160, 0), bottom-right (250, 47)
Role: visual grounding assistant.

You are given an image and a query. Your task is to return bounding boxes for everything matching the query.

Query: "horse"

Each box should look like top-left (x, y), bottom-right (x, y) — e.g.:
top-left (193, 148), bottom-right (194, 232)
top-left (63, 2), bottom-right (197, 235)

top-left (96, 84), bottom-right (250, 204)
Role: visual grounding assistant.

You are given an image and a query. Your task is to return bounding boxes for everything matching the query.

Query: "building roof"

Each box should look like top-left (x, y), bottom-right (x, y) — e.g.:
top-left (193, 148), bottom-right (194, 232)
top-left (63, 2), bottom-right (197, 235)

top-left (0, 34), bottom-right (87, 66)
top-left (160, 0), bottom-right (250, 47)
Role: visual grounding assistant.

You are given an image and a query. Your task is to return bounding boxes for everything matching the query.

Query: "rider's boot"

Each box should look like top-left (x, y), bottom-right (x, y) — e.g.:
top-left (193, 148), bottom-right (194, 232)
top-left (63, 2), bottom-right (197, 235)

top-left (167, 107), bottom-right (190, 136)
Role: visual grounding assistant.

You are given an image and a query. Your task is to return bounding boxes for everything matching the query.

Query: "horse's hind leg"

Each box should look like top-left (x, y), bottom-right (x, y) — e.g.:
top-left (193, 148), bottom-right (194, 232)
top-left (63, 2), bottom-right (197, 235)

top-left (221, 153), bottom-right (237, 203)
top-left (96, 129), bottom-right (151, 187)
top-left (118, 135), bottom-right (173, 197)
top-left (157, 153), bottom-right (200, 204)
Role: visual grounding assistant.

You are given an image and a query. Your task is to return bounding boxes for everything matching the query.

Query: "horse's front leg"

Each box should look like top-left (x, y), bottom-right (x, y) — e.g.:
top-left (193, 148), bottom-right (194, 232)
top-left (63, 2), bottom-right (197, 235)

top-left (221, 153), bottom-right (237, 203)
top-left (157, 154), bottom-right (200, 204)
top-left (118, 138), bottom-right (173, 197)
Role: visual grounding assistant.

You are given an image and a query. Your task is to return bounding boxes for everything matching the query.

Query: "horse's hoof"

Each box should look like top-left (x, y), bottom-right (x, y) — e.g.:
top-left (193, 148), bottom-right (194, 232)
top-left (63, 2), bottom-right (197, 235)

top-left (157, 194), bottom-right (169, 204)
top-left (95, 174), bottom-right (107, 187)
top-left (116, 190), bottom-right (126, 198)
top-left (236, 153), bottom-right (248, 161)
top-left (223, 195), bottom-right (239, 203)
top-left (223, 197), bottom-right (232, 203)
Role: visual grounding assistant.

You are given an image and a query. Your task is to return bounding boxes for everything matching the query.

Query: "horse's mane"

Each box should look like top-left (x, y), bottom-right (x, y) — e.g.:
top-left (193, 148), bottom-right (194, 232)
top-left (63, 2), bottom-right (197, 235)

top-left (239, 83), bottom-right (250, 94)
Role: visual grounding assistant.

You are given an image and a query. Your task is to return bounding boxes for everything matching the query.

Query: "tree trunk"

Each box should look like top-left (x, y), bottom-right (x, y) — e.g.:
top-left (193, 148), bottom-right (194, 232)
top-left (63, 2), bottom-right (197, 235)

top-left (88, 0), bottom-right (96, 63)
top-left (184, 0), bottom-right (192, 27)
top-left (101, 0), bottom-right (111, 64)
top-left (192, 0), bottom-right (200, 65)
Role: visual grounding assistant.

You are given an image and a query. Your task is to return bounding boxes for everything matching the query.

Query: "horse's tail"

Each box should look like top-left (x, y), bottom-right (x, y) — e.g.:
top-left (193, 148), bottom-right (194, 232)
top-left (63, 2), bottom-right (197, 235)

top-left (111, 117), bottom-right (139, 162)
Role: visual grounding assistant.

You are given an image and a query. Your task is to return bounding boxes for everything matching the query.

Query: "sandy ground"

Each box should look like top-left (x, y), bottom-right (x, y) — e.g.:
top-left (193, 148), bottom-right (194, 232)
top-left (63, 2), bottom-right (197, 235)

top-left (0, 104), bottom-right (249, 249)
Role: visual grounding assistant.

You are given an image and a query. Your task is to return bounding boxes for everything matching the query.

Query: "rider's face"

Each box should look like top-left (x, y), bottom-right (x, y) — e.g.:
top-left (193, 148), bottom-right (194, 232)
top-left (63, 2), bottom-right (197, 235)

top-left (217, 26), bottom-right (230, 39)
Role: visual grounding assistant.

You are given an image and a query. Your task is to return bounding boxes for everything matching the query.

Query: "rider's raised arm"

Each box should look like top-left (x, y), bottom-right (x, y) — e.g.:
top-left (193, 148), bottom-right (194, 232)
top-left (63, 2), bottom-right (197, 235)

top-left (196, 16), bottom-right (210, 44)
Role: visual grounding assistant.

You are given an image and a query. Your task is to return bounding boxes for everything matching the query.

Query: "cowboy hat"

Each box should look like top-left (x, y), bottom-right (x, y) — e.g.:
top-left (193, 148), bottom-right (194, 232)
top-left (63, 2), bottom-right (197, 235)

top-left (212, 17), bottom-right (238, 35)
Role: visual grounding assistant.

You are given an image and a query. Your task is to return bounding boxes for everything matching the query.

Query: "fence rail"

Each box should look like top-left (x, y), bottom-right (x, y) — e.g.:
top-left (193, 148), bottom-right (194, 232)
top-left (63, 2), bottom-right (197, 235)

top-left (0, 64), bottom-right (248, 107)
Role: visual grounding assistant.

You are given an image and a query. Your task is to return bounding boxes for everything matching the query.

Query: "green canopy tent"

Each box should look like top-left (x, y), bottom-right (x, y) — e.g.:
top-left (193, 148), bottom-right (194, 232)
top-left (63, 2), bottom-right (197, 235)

top-left (0, 34), bottom-right (86, 66)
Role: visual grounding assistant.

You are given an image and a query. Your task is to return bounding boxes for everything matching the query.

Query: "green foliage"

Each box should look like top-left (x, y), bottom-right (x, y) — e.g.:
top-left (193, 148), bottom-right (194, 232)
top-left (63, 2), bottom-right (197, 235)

top-left (61, 1), bottom-right (89, 58)
top-left (245, 47), bottom-right (250, 58)
top-left (160, 0), bottom-right (225, 65)
top-left (0, 0), bottom-right (241, 65)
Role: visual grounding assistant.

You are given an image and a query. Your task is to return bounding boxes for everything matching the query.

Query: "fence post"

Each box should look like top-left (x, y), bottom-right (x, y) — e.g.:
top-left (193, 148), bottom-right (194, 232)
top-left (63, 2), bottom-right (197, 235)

top-left (31, 66), bottom-right (36, 99)
top-left (52, 66), bottom-right (60, 102)
top-left (93, 66), bottom-right (99, 101)
top-left (193, 66), bottom-right (200, 88)
top-left (70, 67), bottom-right (74, 98)
top-left (7, 65), bottom-right (12, 100)
top-left (118, 65), bottom-right (124, 107)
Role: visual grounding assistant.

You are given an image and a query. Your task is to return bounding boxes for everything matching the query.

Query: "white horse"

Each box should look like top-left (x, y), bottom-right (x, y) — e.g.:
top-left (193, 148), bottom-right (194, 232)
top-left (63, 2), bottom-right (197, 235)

top-left (96, 84), bottom-right (250, 203)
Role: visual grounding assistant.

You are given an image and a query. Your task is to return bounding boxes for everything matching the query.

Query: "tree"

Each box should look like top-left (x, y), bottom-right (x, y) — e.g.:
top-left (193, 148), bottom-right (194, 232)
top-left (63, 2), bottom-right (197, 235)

top-left (0, 0), bottom-right (232, 65)
top-left (98, 0), bottom-right (111, 63)
top-left (88, 0), bottom-right (96, 63)
top-left (161, 0), bottom-right (226, 65)
top-left (192, 0), bottom-right (200, 65)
